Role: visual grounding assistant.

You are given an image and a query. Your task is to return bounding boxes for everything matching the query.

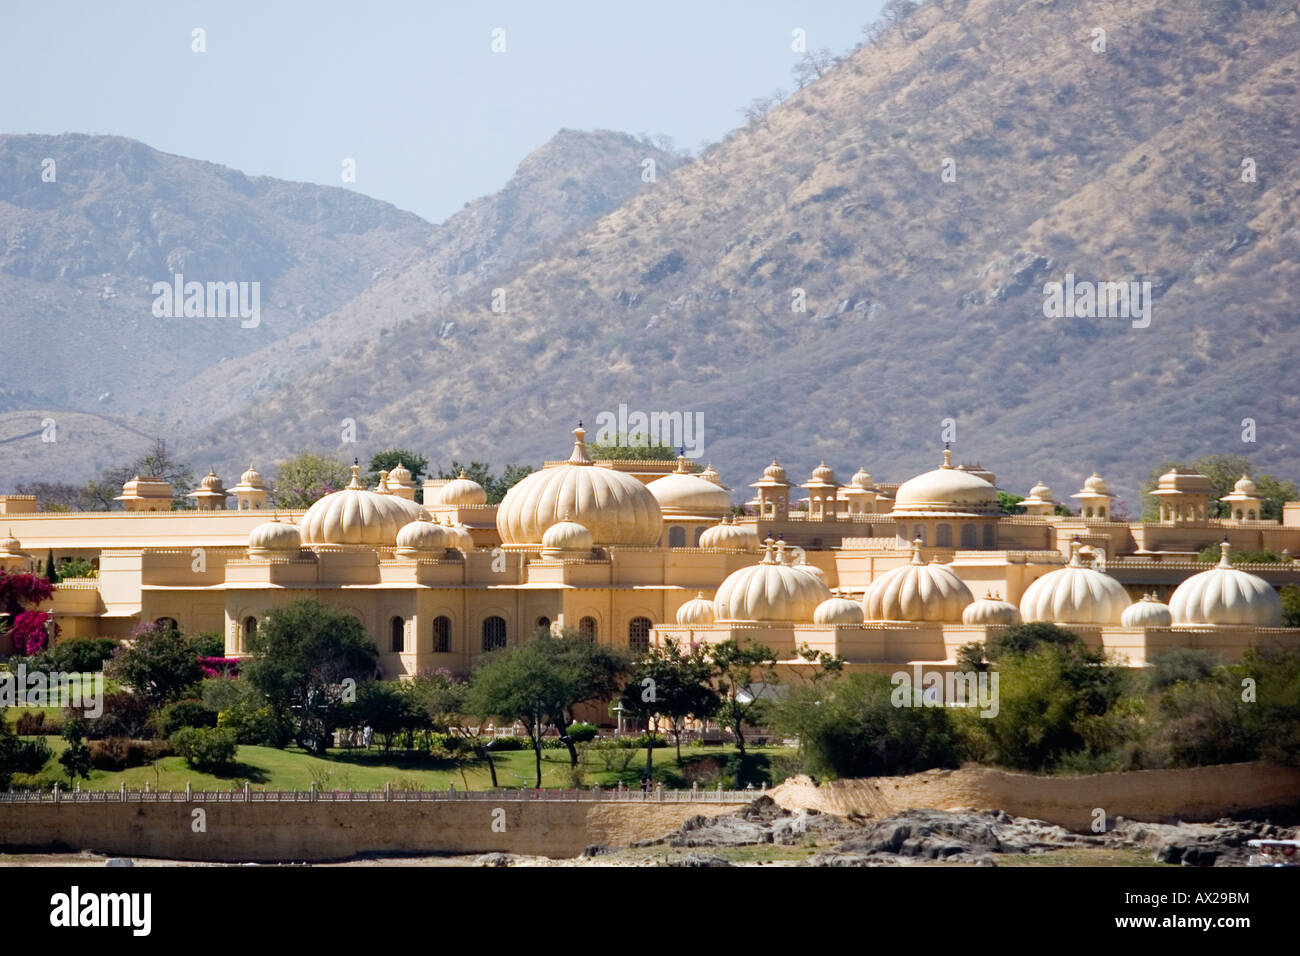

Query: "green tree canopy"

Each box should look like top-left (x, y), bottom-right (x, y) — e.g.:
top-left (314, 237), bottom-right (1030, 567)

top-left (272, 453), bottom-right (353, 508)
top-left (620, 638), bottom-right (719, 771)
top-left (106, 620), bottom-right (208, 709)
top-left (586, 432), bottom-right (678, 461)
top-left (242, 599), bottom-right (378, 755)
top-left (366, 449), bottom-right (429, 488)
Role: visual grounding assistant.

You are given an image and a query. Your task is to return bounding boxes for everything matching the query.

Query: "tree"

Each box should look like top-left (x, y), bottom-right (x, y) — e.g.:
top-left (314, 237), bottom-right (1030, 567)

top-left (772, 672), bottom-right (961, 779)
top-left (55, 559), bottom-right (96, 581)
top-left (708, 640), bottom-right (779, 770)
top-left (44, 549), bottom-right (57, 584)
top-left (620, 639), bottom-right (718, 770)
top-left (998, 492), bottom-right (1026, 515)
top-left (242, 599), bottom-right (378, 755)
top-left (1281, 585), bottom-right (1300, 628)
top-left (59, 718), bottom-right (93, 783)
top-left (92, 438), bottom-right (195, 510)
top-left (366, 449), bottom-right (429, 489)
top-left (349, 681), bottom-right (410, 753)
top-left (466, 641), bottom-right (568, 788)
top-left (585, 434), bottom-right (678, 462)
top-left (106, 620), bottom-right (207, 709)
top-left (546, 634), bottom-right (627, 767)
top-left (272, 453), bottom-right (353, 508)
top-left (0, 569), bottom-right (56, 655)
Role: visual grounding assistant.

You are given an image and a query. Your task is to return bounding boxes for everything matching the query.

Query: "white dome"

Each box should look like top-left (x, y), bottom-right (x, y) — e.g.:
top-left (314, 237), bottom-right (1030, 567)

top-left (700, 463), bottom-right (724, 486)
top-left (300, 465), bottom-right (427, 546)
top-left (814, 594), bottom-right (865, 625)
top-left (438, 517), bottom-right (475, 553)
top-left (395, 515), bottom-right (448, 553)
top-left (438, 469), bottom-right (488, 506)
top-left (1121, 594), bottom-right (1173, 628)
top-left (676, 592), bottom-right (716, 625)
top-left (713, 540), bottom-right (831, 622)
top-left (248, 517), bottom-right (301, 553)
top-left (0, 529), bottom-right (25, 555)
top-left (791, 561), bottom-right (826, 582)
top-left (1019, 540), bottom-right (1129, 625)
top-left (496, 425), bottom-right (662, 547)
top-left (892, 449), bottom-right (999, 516)
top-left (698, 515), bottom-right (759, 551)
top-left (239, 464), bottom-right (265, 488)
top-left (962, 594), bottom-right (1022, 625)
top-left (647, 458), bottom-right (732, 515)
top-left (541, 516), bottom-right (594, 555)
top-left (1027, 480), bottom-right (1052, 500)
top-left (1082, 472), bottom-right (1110, 494)
top-left (850, 466), bottom-right (874, 489)
top-left (863, 540), bottom-right (974, 622)
top-left (1169, 542), bottom-right (1282, 626)
top-left (1232, 475), bottom-right (1257, 496)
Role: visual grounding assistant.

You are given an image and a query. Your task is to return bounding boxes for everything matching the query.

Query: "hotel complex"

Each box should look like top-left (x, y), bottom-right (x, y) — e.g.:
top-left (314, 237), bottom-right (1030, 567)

top-left (2, 424), bottom-right (1298, 675)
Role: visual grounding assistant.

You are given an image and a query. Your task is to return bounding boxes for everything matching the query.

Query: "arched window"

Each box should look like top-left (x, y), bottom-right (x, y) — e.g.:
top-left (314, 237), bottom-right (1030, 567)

top-left (433, 616), bottom-right (451, 653)
top-left (982, 524), bottom-right (996, 549)
top-left (693, 526), bottom-right (706, 546)
top-left (960, 524), bottom-right (977, 549)
top-left (482, 616), bottom-right (507, 652)
top-left (912, 525), bottom-right (927, 546)
top-left (154, 617), bottom-right (179, 632)
top-left (668, 526), bottom-right (686, 548)
top-left (1098, 506), bottom-right (1107, 519)
top-left (242, 616), bottom-right (257, 652)
top-left (536, 616), bottom-right (551, 636)
top-left (936, 524), bottom-right (953, 547)
top-left (579, 616), bottom-right (598, 641)
top-left (628, 617), bottom-right (652, 656)
top-left (390, 616), bottom-right (405, 653)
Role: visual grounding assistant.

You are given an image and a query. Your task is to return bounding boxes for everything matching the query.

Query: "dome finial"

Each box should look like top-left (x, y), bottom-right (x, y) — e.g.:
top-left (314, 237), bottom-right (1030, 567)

top-left (942, 444), bottom-right (953, 468)
top-left (1068, 535), bottom-right (1082, 567)
top-left (676, 453), bottom-right (690, 474)
top-left (1219, 537), bottom-right (1232, 569)
top-left (761, 536), bottom-right (776, 564)
top-left (347, 463), bottom-right (364, 490)
top-left (910, 535), bottom-right (924, 565)
top-left (569, 423), bottom-right (592, 464)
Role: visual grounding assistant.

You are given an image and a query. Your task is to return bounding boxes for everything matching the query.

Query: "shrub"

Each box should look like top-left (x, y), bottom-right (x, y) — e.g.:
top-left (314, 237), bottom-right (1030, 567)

top-left (1146, 648), bottom-right (1225, 692)
top-left (566, 722), bottom-right (598, 743)
top-left (217, 703), bottom-right (291, 748)
top-left (77, 692), bottom-right (152, 740)
top-left (483, 736), bottom-right (526, 751)
top-left (30, 638), bottom-right (119, 673)
top-left (171, 727), bottom-right (238, 772)
top-left (154, 699), bottom-right (219, 737)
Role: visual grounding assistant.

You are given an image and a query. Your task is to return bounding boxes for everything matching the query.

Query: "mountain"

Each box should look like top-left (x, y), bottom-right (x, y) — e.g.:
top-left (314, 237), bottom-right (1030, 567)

top-left (165, 130), bottom-right (684, 432)
top-left (0, 133), bottom-right (432, 418)
top-left (188, 0), bottom-right (1300, 507)
top-left (0, 130), bottom-right (683, 484)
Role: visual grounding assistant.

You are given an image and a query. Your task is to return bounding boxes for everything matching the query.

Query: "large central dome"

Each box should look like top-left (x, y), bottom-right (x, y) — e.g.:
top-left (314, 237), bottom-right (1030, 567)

top-left (496, 425), bottom-right (663, 547)
top-left (892, 448), bottom-right (1000, 517)
top-left (713, 539), bottom-right (831, 622)
top-left (301, 465), bottom-right (428, 546)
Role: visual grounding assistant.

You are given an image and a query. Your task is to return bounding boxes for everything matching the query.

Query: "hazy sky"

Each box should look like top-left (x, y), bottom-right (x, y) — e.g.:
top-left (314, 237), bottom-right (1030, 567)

top-left (2, 0), bottom-right (884, 223)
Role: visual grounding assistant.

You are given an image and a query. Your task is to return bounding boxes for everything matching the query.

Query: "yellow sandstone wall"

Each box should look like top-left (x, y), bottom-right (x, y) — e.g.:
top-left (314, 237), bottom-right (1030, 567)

top-left (0, 799), bottom-right (737, 862)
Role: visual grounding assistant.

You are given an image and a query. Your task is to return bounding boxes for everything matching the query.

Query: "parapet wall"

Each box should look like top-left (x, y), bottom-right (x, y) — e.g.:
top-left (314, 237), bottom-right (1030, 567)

top-left (770, 762), bottom-right (1300, 831)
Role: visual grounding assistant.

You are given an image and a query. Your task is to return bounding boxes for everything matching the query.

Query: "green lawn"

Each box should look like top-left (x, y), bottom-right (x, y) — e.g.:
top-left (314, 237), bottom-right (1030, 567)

top-left (19, 738), bottom-right (798, 793)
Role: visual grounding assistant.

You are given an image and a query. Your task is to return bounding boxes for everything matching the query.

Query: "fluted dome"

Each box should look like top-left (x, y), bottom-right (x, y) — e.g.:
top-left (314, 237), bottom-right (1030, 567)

top-left (1019, 539), bottom-right (1129, 624)
top-left (698, 514), bottom-right (759, 551)
top-left (850, 466), bottom-right (874, 489)
top-left (1168, 541), bottom-right (1282, 626)
top-left (647, 456), bottom-right (732, 515)
top-left (700, 463), bottom-right (724, 486)
top-left (792, 561), bottom-right (826, 582)
top-left (301, 465), bottom-right (428, 546)
top-left (814, 594), bottom-right (865, 625)
top-left (892, 448), bottom-right (999, 516)
top-left (438, 469), bottom-right (488, 506)
top-left (1082, 472), bottom-right (1110, 494)
top-left (1122, 594), bottom-right (1173, 628)
top-left (713, 539), bottom-right (831, 622)
top-left (248, 517), bottom-right (301, 554)
top-left (239, 464), bottom-right (265, 488)
top-left (439, 516), bottom-right (475, 553)
top-left (199, 470), bottom-right (222, 491)
top-left (541, 515), bottom-right (594, 555)
top-left (809, 461), bottom-right (836, 483)
top-left (0, 529), bottom-right (25, 554)
top-left (761, 461), bottom-right (787, 483)
top-left (676, 592), bottom-right (716, 625)
top-left (962, 593), bottom-right (1022, 626)
top-left (1027, 480), bottom-right (1051, 500)
top-left (1231, 475), bottom-right (1257, 497)
top-left (863, 539), bottom-right (974, 622)
top-left (395, 515), bottom-right (448, 554)
top-left (496, 425), bottom-right (662, 546)
top-left (388, 462), bottom-right (412, 485)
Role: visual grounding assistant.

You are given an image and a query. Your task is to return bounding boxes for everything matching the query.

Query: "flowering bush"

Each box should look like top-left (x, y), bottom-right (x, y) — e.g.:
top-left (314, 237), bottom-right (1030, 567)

top-left (10, 610), bottom-right (57, 655)
top-left (0, 570), bottom-right (56, 655)
top-left (198, 656), bottom-right (241, 678)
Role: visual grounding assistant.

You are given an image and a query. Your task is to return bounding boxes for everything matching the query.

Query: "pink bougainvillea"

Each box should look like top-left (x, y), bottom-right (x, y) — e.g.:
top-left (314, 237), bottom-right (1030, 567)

top-left (10, 610), bottom-right (57, 655)
top-left (198, 656), bottom-right (241, 678)
top-left (0, 570), bottom-right (56, 655)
